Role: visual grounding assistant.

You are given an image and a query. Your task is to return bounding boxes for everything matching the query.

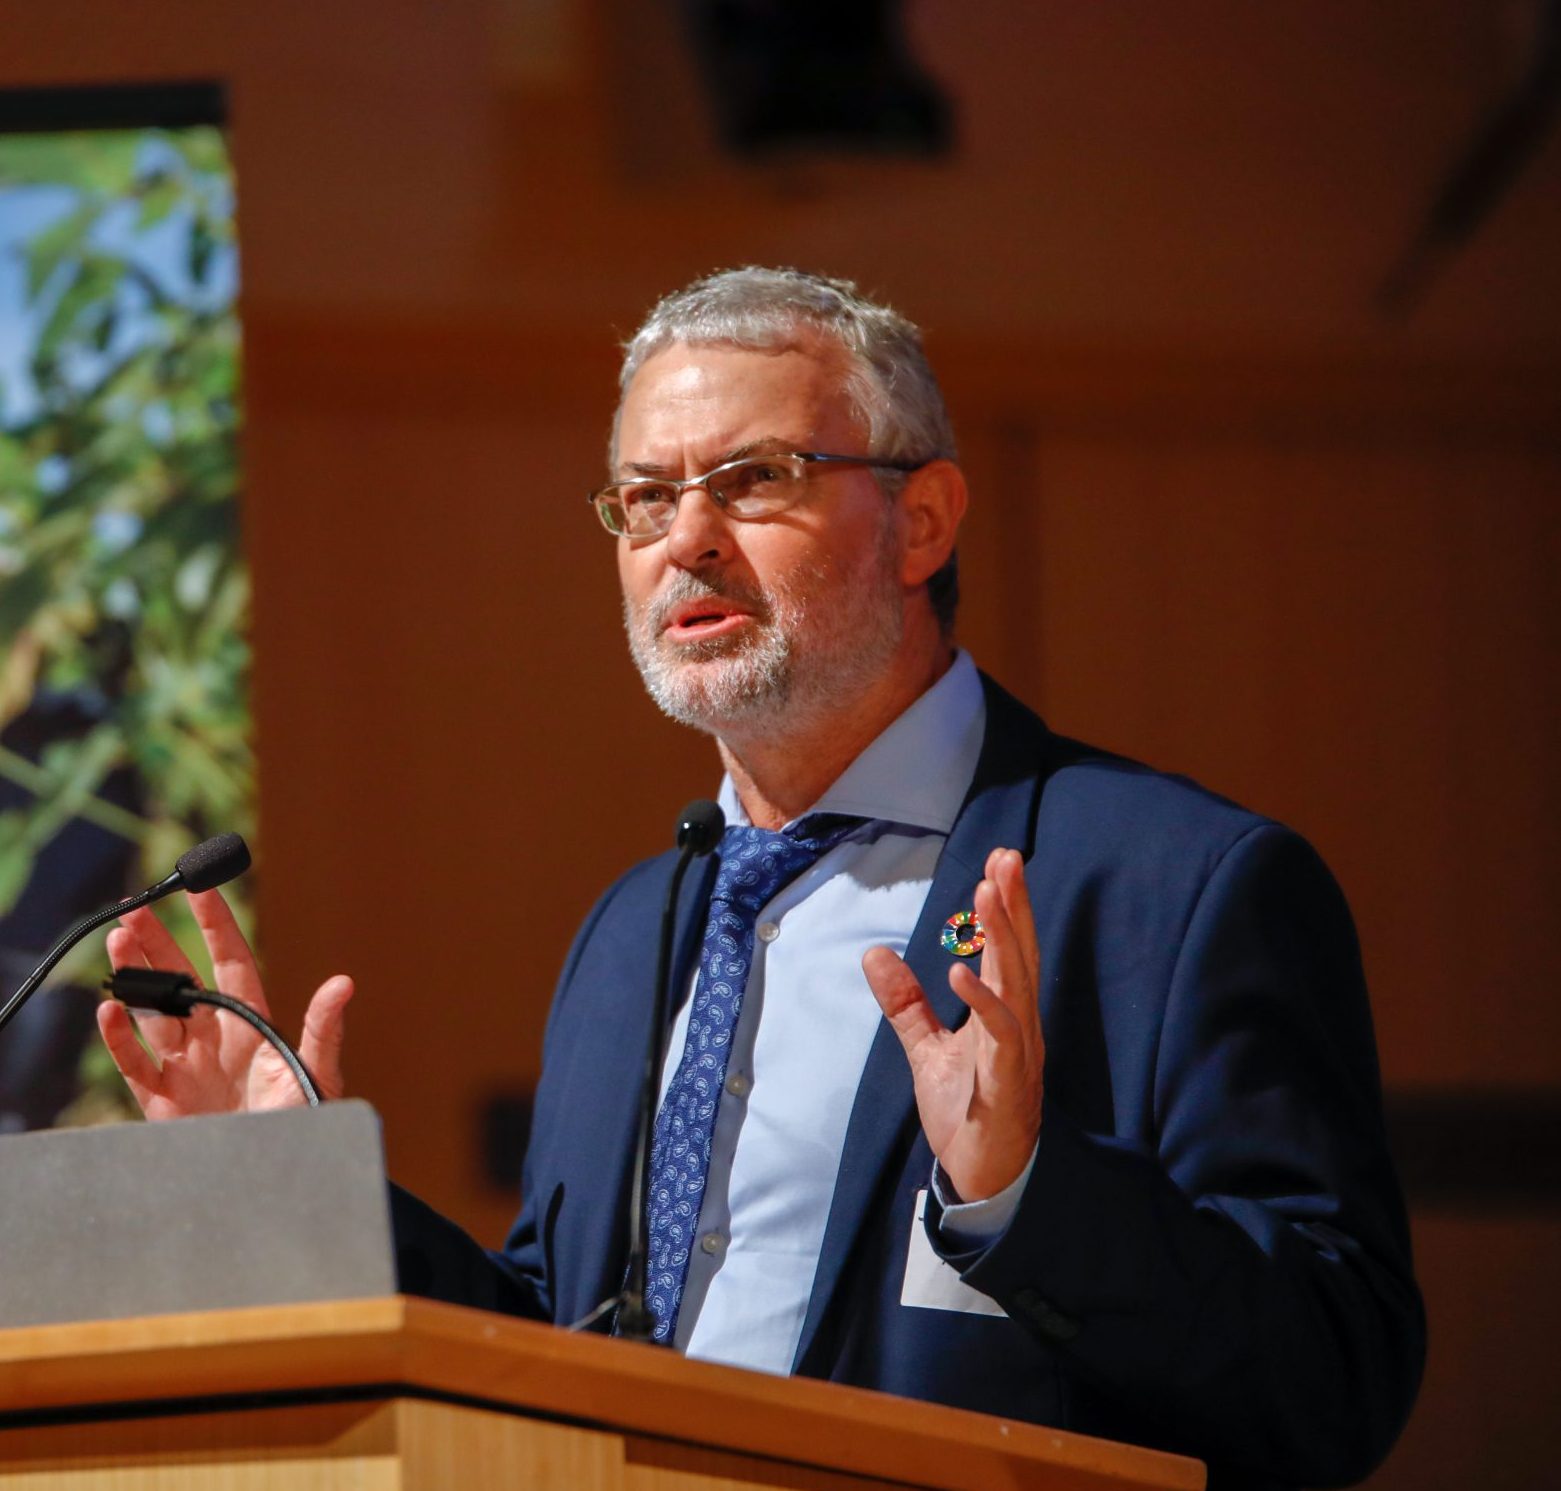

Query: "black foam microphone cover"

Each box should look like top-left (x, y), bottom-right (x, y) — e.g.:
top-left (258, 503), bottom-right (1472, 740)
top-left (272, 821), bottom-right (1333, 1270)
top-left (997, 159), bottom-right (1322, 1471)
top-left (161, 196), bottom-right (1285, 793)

top-left (676, 800), bottom-right (725, 856)
top-left (175, 832), bottom-right (252, 893)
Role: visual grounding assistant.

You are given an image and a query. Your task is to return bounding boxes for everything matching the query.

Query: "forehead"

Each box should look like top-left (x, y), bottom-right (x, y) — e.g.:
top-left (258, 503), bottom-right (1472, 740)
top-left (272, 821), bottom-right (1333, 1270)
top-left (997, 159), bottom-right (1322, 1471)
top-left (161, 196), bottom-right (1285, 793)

top-left (614, 339), bottom-right (864, 468)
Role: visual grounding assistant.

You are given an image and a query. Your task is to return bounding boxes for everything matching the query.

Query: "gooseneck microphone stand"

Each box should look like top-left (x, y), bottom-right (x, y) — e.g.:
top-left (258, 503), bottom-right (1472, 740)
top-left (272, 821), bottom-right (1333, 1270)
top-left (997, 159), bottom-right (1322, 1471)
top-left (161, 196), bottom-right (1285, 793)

top-left (571, 799), bottom-right (724, 1338)
top-left (0, 833), bottom-right (251, 1037)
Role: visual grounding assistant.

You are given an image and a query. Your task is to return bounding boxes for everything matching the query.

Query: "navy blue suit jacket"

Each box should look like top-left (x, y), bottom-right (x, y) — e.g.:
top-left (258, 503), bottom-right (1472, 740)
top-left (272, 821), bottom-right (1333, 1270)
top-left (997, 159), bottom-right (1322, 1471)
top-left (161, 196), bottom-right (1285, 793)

top-left (393, 676), bottom-right (1424, 1489)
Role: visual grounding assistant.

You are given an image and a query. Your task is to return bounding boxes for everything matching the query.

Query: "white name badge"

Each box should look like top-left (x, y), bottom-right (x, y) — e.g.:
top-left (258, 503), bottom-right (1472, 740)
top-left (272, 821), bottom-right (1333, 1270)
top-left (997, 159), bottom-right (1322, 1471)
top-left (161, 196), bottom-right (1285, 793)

top-left (899, 1189), bottom-right (1007, 1317)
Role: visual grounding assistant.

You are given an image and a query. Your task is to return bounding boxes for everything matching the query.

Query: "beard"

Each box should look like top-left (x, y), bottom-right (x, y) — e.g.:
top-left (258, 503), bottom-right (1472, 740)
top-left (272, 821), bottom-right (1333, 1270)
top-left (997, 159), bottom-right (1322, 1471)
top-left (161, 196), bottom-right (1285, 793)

top-left (623, 519), bottom-right (905, 739)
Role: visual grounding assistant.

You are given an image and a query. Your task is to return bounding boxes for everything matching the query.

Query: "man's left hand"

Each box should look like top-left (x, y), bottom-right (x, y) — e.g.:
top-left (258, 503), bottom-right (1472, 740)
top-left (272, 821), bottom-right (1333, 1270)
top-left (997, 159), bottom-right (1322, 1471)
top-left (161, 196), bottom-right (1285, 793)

top-left (863, 847), bottom-right (1044, 1202)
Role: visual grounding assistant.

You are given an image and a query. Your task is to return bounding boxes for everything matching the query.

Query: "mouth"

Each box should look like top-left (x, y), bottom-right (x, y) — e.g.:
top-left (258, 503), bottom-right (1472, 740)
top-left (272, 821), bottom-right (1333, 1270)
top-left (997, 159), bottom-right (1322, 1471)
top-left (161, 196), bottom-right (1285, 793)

top-left (664, 601), bottom-right (755, 643)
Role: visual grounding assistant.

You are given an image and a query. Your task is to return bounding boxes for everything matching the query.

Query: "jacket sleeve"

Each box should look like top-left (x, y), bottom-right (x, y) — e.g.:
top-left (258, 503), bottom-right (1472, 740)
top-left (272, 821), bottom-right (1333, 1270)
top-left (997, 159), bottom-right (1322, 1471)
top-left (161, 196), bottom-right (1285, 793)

top-left (933, 824), bottom-right (1425, 1487)
top-left (388, 1181), bottom-right (548, 1317)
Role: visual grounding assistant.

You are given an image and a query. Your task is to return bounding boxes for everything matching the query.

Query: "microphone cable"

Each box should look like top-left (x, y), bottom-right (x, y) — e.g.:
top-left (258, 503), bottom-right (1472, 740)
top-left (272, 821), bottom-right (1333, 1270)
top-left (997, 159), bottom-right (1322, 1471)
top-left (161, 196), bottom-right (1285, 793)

top-left (569, 798), bottom-right (724, 1337)
top-left (102, 967), bottom-right (322, 1108)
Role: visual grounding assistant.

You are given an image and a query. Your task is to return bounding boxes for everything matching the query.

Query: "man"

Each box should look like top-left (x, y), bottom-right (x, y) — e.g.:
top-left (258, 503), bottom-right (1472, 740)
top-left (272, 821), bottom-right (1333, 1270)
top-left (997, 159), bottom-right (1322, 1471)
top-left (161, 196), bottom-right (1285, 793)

top-left (99, 268), bottom-right (1424, 1489)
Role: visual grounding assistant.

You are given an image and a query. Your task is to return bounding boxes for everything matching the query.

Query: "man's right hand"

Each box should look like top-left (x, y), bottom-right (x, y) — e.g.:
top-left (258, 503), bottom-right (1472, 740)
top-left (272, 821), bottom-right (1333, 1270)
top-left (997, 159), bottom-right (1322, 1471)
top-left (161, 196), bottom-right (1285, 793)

top-left (96, 887), bottom-right (354, 1119)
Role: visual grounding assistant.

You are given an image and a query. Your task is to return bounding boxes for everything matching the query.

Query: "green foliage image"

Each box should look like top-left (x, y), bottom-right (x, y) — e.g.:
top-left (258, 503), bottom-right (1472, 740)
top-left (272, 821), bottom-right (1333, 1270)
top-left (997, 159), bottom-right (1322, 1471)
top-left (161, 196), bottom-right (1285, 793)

top-left (0, 126), bottom-right (251, 1121)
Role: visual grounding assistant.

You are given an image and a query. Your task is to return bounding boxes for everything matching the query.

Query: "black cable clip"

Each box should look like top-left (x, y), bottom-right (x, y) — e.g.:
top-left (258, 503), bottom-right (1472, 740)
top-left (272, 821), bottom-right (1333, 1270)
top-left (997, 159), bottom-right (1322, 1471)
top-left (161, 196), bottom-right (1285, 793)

top-left (102, 968), bottom-right (322, 1107)
top-left (103, 967), bottom-right (201, 1017)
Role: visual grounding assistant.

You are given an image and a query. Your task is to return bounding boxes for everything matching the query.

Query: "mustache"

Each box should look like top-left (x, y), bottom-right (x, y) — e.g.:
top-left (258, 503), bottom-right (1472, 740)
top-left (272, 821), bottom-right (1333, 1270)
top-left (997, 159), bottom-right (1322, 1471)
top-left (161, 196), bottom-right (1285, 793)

top-left (645, 572), bottom-right (774, 631)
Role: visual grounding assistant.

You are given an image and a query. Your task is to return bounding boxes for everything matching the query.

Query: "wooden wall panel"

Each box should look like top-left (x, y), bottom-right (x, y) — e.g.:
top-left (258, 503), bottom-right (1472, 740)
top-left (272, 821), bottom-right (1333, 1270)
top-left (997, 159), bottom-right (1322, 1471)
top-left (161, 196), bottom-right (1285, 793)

top-left (242, 391), bottom-right (717, 1226)
top-left (1369, 1213), bottom-right (1561, 1491)
top-left (983, 429), bottom-right (1561, 1089)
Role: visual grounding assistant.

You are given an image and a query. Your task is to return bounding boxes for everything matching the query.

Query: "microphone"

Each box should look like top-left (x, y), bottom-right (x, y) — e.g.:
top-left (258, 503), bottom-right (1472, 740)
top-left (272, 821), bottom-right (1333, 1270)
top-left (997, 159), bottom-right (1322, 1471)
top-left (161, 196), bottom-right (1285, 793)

top-left (570, 799), bottom-right (725, 1337)
top-left (619, 797), bottom-right (725, 1340)
top-left (172, 832), bottom-right (251, 893)
top-left (676, 799), bottom-right (724, 856)
top-left (0, 832), bottom-right (253, 1036)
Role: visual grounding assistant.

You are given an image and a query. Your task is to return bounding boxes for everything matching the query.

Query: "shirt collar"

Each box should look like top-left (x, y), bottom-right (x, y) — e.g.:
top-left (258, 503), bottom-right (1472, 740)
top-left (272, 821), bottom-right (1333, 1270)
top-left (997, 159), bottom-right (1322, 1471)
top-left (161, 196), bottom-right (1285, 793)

top-left (716, 649), bottom-right (986, 836)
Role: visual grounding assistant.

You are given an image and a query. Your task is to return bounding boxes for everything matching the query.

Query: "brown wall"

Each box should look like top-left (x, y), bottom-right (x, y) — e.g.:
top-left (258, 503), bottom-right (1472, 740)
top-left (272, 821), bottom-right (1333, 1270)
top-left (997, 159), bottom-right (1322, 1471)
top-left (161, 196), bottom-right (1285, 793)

top-left (4, 3), bottom-right (1558, 1485)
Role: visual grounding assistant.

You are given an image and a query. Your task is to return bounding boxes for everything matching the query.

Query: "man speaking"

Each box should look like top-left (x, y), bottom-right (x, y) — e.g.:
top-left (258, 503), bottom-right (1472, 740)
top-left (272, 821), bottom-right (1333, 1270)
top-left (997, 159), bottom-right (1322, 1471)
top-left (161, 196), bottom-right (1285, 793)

top-left (98, 267), bottom-right (1424, 1489)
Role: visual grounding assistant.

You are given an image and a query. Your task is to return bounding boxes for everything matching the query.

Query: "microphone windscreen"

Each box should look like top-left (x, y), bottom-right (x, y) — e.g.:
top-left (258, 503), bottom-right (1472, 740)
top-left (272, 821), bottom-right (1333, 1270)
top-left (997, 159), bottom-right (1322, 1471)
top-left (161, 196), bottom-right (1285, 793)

top-left (676, 800), bottom-right (725, 856)
top-left (175, 833), bottom-right (252, 893)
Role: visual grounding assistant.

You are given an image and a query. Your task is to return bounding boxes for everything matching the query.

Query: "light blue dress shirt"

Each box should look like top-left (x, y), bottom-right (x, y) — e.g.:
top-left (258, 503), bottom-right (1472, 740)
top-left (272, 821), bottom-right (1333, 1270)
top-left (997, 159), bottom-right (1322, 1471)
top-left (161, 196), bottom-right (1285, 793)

top-left (656, 651), bottom-right (1028, 1374)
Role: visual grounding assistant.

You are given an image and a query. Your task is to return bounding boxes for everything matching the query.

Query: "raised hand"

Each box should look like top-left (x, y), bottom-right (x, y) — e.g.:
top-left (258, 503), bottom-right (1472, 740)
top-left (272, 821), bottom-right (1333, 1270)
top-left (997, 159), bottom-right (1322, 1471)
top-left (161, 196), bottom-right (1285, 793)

top-left (96, 887), bottom-right (354, 1120)
top-left (862, 847), bottom-right (1044, 1201)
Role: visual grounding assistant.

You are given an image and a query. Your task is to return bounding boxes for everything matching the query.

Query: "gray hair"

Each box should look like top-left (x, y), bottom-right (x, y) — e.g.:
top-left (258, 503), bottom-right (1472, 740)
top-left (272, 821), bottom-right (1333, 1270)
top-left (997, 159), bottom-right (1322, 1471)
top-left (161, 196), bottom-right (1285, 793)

top-left (617, 266), bottom-right (960, 632)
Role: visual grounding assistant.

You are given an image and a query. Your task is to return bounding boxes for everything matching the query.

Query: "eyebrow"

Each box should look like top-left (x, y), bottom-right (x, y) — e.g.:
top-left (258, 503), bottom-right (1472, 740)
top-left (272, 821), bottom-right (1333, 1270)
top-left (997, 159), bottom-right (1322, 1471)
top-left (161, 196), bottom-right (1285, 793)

top-left (617, 437), bottom-right (794, 480)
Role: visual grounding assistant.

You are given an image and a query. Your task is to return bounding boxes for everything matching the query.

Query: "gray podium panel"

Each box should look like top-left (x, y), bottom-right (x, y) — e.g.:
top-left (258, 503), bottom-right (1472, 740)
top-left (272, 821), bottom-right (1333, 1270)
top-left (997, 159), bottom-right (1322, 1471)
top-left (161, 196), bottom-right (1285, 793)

top-left (0, 1100), bottom-right (396, 1329)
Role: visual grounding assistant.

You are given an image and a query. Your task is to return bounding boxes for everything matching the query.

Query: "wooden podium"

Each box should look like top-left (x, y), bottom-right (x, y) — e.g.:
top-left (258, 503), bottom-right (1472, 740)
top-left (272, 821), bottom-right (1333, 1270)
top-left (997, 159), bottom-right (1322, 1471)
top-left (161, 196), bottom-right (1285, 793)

top-left (0, 1295), bottom-right (1205, 1489)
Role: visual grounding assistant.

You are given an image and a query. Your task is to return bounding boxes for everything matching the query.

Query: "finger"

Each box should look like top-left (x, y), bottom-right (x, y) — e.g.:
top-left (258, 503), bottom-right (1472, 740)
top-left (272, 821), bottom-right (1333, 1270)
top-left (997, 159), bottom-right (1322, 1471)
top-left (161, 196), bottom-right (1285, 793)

top-left (115, 907), bottom-right (199, 980)
top-left (106, 916), bottom-right (208, 1061)
top-left (947, 961), bottom-right (1022, 1045)
top-left (298, 976), bottom-right (354, 1100)
top-left (862, 946), bottom-right (946, 1056)
top-left (96, 1000), bottom-right (163, 1113)
top-left (187, 889), bottom-right (271, 1014)
top-left (971, 875), bottom-right (1030, 1012)
top-left (106, 924), bottom-right (149, 972)
top-left (991, 848), bottom-right (1041, 987)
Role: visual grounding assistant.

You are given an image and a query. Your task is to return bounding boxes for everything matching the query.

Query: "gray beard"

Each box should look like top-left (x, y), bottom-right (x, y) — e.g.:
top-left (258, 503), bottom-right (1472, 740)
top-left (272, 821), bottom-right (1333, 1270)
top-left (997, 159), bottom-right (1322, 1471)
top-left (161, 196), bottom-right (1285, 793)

top-left (623, 531), bottom-right (904, 740)
top-left (624, 574), bottom-right (800, 734)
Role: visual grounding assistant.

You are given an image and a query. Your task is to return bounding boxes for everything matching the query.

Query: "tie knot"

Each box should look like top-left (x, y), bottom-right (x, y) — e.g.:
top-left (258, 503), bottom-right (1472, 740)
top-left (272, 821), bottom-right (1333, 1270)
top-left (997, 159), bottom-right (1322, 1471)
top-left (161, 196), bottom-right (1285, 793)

top-left (712, 816), bottom-right (861, 914)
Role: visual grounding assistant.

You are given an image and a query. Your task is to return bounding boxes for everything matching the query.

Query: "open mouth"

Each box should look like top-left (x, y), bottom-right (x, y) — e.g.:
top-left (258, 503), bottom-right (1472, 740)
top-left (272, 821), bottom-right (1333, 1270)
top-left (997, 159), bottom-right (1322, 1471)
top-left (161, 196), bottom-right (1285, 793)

top-left (666, 604), bottom-right (753, 642)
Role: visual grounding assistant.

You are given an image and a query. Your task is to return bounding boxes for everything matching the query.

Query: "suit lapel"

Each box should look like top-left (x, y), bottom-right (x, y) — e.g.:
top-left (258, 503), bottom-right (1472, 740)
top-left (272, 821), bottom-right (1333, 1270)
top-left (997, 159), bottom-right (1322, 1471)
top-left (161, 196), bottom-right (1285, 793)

top-left (792, 679), bottom-right (1054, 1373)
top-left (561, 849), bottom-right (719, 1320)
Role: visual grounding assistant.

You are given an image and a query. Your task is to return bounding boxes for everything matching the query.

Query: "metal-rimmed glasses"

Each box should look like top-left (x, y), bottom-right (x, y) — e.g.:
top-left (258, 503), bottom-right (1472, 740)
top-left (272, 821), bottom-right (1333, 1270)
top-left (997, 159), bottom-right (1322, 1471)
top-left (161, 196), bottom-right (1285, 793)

top-left (587, 450), bottom-right (928, 539)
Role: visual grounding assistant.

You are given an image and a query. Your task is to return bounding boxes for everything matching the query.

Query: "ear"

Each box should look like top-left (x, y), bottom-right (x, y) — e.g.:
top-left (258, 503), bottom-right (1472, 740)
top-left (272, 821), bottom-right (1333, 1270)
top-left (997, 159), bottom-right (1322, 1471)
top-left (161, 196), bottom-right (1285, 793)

top-left (896, 460), bottom-right (968, 588)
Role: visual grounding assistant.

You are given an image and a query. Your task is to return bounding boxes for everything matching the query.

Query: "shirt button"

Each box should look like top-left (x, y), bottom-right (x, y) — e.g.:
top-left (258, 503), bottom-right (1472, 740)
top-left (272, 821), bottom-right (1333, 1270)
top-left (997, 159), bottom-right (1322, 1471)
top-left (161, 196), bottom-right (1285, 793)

top-left (725, 1071), bottom-right (751, 1098)
top-left (699, 1231), bottom-right (724, 1256)
top-left (756, 920), bottom-right (780, 942)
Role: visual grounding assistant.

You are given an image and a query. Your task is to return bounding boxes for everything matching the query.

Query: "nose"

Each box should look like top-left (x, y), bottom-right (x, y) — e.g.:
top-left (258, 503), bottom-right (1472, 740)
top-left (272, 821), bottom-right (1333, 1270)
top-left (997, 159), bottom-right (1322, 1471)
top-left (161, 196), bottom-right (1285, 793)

top-left (663, 484), bottom-right (736, 570)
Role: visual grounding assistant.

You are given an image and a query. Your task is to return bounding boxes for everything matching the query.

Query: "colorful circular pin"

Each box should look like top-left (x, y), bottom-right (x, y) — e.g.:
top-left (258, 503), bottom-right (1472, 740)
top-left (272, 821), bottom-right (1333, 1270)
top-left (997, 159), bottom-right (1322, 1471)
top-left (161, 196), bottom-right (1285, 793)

top-left (941, 910), bottom-right (985, 957)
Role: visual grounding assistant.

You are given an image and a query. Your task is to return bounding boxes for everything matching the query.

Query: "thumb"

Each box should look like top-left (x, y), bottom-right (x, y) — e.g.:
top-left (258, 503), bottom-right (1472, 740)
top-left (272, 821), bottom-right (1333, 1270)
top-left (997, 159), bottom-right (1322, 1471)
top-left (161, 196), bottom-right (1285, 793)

top-left (298, 975), bottom-right (354, 1100)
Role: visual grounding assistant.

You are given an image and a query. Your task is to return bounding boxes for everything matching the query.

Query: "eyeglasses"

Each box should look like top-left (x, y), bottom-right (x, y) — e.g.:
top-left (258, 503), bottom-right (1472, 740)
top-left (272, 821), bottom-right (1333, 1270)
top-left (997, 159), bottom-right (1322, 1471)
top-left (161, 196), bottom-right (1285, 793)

top-left (587, 450), bottom-right (928, 539)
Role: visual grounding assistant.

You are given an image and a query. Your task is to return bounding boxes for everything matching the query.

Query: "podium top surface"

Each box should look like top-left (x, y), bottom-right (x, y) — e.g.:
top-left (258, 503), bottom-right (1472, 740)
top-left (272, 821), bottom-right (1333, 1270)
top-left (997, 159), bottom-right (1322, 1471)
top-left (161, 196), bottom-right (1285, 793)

top-left (0, 1295), bottom-right (1204, 1491)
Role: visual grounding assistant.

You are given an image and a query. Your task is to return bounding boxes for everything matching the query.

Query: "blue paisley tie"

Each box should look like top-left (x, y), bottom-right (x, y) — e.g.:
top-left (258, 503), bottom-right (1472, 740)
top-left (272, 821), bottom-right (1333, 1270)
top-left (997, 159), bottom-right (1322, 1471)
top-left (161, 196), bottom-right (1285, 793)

top-left (644, 814), bottom-right (860, 1344)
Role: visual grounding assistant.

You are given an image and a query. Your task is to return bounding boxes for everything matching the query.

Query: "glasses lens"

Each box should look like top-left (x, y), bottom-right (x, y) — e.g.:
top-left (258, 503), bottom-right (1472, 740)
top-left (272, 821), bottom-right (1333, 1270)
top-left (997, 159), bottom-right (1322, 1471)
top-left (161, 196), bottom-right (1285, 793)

top-left (599, 482), bottom-right (677, 537)
top-left (593, 494), bottom-right (627, 534)
top-left (708, 454), bottom-right (807, 515)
